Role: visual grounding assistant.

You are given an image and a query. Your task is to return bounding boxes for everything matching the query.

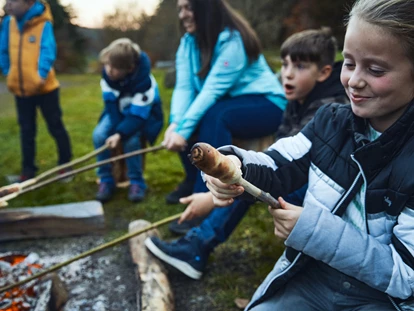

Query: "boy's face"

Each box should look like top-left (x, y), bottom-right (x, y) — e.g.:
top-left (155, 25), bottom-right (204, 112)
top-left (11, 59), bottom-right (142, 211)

top-left (6, 0), bottom-right (33, 19)
top-left (281, 55), bottom-right (323, 104)
top-left (104, 64), bottom-right (132, 81)
top-left (341, 17), bottom-right (414, 132)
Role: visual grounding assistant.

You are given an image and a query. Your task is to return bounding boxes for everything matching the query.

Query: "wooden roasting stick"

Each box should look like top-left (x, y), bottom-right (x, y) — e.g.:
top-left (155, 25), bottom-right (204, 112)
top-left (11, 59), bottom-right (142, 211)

top-left (0, 144), bottom-right (110, 197)
top-left (0, 144), bottom-right (165, 207)
top-left (0, 212), bottom-right (182, 294)
top-left (189, 142), bottom-right (281, 209)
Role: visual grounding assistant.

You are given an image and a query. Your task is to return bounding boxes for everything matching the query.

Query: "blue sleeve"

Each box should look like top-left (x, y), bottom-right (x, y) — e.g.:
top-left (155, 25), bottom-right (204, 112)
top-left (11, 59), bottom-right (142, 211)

top-left (115, 115), bottom-right (146, 140)
top-left (175, 32), bottom-right (248, 139)
top-left (0, 16), bottom-right (10, 75)
top-left (38, 21), bottom-right (56, 79)
top-left (170, 36), bottom-right (196, 124)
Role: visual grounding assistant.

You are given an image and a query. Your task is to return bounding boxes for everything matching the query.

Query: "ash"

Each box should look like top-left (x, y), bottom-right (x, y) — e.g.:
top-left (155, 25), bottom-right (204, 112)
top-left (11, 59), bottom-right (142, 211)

top-left (0, 236), bottom-right (137, 311)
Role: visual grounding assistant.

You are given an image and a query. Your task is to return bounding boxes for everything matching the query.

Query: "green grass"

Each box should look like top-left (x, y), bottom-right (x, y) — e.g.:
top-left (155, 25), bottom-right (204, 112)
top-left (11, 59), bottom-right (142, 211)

top-left (0, 70), bottom-right (284, 309)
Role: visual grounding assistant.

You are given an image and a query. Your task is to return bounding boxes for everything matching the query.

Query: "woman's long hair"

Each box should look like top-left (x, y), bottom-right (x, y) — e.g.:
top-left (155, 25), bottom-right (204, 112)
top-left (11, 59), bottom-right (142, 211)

top-left (185, 0), bottom-right (262, 78)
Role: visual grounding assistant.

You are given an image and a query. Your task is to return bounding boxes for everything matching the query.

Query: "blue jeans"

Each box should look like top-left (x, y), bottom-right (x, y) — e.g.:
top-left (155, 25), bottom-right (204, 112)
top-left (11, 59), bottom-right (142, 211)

top-left (178, 94), bottom-right (284, 192)
top-left (92, 114), bottom-right (146, 188)
top-left (15, 89), bottom-right (72, 176)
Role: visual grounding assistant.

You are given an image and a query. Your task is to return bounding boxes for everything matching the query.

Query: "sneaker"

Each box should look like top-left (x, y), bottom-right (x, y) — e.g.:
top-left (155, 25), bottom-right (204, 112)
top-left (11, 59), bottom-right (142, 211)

top-left (95, 182), bottom-right (115, 202)
top-left (165, 180), bottom-right (195, 204)
top-left (168, 216), bottom-right (206, 235)
top-left (6, 173), bottom-right (35, 184)
top-left (58, 167), bottom-right (74, 183)
top-left (144, 234), bottom-right (207, 280)
top-left (128, 184), bottom-right (145, 202)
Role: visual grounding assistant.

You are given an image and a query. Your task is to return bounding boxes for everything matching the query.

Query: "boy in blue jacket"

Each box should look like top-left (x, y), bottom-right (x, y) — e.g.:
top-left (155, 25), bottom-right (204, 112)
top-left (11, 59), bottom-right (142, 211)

top-left (93, 38), bottom-right (163, 202)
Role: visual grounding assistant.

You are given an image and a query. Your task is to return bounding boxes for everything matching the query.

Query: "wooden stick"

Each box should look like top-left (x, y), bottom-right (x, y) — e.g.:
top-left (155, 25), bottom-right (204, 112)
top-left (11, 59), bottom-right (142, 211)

top-left (0, 144), bottom-right (110, 195)
top-left (189, 142), bottom-right (281, 209)
top-left (0, 145), bottom-right (165, 207)
top-left (0, 212), bottom-right (182, 294)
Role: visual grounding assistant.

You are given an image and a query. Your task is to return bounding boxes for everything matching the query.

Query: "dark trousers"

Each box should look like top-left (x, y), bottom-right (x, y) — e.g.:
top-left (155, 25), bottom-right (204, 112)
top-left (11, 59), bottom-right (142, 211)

top-left (15, 88), bottom-right (72, 176)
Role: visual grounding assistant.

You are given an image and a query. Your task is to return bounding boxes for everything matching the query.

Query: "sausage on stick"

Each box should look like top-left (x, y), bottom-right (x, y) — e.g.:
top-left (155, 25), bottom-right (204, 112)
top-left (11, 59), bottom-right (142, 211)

top-left (189, 143), bottom-right (280, 209)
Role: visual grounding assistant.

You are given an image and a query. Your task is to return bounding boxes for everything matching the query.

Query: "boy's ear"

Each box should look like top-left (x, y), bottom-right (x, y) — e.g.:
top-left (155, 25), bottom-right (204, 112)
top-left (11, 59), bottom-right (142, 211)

top-left (316, 65), bottom-right (333, 83)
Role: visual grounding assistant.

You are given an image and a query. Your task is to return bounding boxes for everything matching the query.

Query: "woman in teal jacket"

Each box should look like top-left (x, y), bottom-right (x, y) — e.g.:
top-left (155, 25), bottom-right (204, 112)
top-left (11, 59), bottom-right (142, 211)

top-left (164, 0), bottom-right (287, 203)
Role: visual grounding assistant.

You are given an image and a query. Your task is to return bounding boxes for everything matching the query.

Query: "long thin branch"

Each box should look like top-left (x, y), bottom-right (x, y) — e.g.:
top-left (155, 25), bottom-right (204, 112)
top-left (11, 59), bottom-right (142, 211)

top-left (0, 144), bottom-right (165, 207)
top-left (0, 144), bottom-right (109, 193)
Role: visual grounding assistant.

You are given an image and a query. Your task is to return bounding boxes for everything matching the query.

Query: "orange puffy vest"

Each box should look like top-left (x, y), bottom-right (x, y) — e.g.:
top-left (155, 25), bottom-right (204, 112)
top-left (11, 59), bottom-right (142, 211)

top-left (7, 2), bottom-right (59, 97)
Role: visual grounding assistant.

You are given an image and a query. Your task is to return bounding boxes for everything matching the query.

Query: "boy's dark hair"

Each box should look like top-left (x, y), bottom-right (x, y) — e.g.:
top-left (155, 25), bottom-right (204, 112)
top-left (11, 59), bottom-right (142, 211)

top-left (281, 27), bottom-right (338, 68)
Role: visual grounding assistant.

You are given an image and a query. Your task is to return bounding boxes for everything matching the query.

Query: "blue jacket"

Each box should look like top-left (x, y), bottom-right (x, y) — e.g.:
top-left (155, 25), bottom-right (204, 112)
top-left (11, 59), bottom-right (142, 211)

top-left (100, 51), bottom-right (163, 144)
top-left (0, 1), bottom-right (56, 79)
top-left (219, 102), bottom-right (414, 310)
top-left (171, 29), bottom-right (287, 140)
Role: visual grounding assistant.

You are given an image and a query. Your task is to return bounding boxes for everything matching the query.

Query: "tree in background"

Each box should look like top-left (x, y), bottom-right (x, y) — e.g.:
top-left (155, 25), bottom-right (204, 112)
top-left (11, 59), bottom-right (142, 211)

top-left (47, 0), bottom-right (87, 72)
top-left (282, 0), bottom-right (356, 47)
top-left (101, 0), bottom-right (180, 65)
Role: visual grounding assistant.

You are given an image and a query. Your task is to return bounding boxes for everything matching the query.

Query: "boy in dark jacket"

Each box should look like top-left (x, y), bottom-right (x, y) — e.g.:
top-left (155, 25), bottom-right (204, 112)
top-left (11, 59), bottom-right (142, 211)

top-left (93, 38), bottom-right (163, 203)
top-left (0, 0), bottom-right (72, 181)
top-left (145, 28), bottom-right (349, 280)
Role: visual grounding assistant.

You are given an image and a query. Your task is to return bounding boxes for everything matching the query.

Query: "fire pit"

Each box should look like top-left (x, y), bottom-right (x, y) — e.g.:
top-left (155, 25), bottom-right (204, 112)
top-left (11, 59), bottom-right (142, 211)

top-left (0, 252), bottom-right (67, 311)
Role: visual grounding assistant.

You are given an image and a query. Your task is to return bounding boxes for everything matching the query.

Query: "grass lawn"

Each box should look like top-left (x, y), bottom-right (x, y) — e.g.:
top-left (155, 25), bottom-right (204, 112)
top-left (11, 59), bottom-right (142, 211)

top-left (0, 70), bottom-right (284, 309)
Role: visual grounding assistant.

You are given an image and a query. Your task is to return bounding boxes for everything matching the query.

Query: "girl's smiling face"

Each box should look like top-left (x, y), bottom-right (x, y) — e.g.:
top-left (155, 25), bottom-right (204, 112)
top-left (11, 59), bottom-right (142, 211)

top-left (177, 0), bottom-right (196, 34)
top-left (341, 17), bottom-right (414, 132)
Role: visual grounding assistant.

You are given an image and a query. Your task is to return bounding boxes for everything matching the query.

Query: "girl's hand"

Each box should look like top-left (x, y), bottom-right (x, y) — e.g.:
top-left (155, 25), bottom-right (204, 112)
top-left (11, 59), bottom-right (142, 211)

top-left (204, 174), bottom-right (244, 206)
top-left (178, 192), bottom-right (215, 223)
top-left (105, 133), bottom-right (121, 149)
top-left (268, 197), bottom-right (303, 240)
top-left (163, 132), bottom-right (187, 151)
top-left (163, 123), bottom-right (177, 143)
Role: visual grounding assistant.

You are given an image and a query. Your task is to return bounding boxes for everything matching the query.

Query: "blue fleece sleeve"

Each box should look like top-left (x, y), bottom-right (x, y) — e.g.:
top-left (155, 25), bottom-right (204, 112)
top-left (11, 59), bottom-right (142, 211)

top-left (0, 16), bottom-right (10, 75)
top-left (38, 21), bottom-right (56, 79)
top-left (175, 32), bottom-right (247, 139)
top-left (170, 36), bottom-right (196, 124)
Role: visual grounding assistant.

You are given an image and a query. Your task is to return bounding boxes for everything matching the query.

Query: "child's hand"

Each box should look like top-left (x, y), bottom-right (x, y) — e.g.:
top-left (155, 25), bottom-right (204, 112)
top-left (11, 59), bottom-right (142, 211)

top-left (105, 133), bottom-right (121, 149)
top-left (178, 192), bottom-right (215, 223)
top-left (268, 197), bottom-right (303, 240)
top-left (205, 174), bottom-right (244, 206)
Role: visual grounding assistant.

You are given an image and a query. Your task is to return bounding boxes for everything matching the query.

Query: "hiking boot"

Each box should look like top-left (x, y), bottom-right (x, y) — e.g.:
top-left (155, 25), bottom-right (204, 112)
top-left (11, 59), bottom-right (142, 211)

top-left (128, 184), bottom-right (145, 202)
top-left (145, 234), bottom-right (208, 280)
top-left (168, 216), bottom-right (206, 235)
top-left (58, 167), bottom-right (74, 183)
top-left (165, 180), bottom-right (194, 204)
top-left (95, 182), bottom-right (115, 202)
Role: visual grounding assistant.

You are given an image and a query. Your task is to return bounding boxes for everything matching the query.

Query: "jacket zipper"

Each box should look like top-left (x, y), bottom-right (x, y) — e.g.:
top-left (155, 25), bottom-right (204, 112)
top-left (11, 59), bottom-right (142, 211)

top-left (18, 31), bottom-right (25, 97)
top-left (350, 154), bottom-right (369, 233)
top-left (351, 154), bottom-right (401, 311)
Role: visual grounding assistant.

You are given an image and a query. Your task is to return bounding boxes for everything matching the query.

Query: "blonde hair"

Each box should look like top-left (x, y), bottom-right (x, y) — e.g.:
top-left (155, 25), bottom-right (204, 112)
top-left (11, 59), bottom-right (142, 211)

top-left (99, 38), bottom-right (141, 70)
top-left (348, 0), bottom-right (414, 69)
